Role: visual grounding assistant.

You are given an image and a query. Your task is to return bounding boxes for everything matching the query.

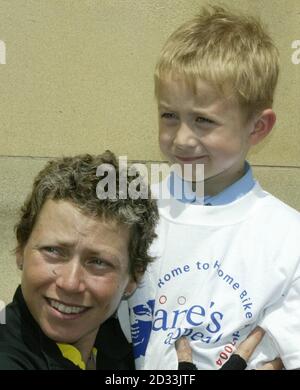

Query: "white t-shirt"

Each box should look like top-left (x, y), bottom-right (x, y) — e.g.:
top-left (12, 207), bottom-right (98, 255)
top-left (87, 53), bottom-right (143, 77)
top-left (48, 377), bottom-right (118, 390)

top-left (119, 178), bottom-right (300, 370)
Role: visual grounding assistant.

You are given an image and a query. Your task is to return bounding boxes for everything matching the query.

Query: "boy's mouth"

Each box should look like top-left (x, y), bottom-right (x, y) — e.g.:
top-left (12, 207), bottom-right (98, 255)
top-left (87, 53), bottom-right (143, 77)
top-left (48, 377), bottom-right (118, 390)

top-left (175, 155), bottom-right (208, 163)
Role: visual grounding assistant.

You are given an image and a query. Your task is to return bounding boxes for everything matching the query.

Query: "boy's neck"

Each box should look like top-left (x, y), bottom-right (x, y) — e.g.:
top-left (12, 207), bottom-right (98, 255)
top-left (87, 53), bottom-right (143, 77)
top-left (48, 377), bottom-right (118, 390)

top-left (194, 162), bottom-right (246, 198)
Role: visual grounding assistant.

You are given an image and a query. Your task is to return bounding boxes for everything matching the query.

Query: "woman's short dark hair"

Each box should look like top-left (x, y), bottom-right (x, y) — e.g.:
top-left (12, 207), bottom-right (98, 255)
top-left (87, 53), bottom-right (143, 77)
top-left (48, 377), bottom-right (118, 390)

top-left (15, 151), bottom-right (159, 281)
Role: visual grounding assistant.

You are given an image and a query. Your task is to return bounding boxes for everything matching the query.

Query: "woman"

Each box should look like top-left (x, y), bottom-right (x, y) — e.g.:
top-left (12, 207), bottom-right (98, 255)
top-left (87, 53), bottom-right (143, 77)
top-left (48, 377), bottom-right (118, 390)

top-left (0, 151), bottom-right (158, 370)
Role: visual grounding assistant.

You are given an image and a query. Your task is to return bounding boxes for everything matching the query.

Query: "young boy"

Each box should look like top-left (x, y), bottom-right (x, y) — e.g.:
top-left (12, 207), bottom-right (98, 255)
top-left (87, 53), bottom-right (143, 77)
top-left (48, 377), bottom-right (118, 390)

top-left (119, 6), bottom-right (300, 369)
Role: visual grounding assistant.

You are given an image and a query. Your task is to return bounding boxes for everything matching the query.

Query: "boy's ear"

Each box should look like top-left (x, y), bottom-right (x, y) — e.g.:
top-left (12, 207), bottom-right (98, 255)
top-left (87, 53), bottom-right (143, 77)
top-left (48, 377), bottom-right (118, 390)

top-left (249, 109), bottom-right (276, 146)
top-left (16, 247), bottom-right (24, 270)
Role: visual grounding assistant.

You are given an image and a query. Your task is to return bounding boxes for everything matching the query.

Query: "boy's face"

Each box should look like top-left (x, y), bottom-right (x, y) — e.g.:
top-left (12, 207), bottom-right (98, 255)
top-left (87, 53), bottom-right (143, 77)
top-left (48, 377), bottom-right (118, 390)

top-left (157, 77), bottom-right (255, 195)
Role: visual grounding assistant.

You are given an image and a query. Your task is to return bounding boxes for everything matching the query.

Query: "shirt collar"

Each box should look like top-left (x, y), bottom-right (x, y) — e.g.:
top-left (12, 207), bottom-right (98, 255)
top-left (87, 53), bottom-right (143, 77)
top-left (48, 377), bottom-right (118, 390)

top-left (56, 343), bottom-right (97, 370)
top-left (168, 162), bottom-right (255, 206)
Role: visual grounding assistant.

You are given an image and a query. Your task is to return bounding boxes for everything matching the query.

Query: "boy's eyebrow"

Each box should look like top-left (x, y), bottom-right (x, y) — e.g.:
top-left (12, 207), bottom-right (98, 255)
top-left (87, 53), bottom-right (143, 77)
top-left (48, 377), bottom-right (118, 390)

top-left (157, 102), bottom-right (173, 109)
top-left (192, 107), bottom-right (221, 117)
top-left (158, 102), bottom-right (221, 119)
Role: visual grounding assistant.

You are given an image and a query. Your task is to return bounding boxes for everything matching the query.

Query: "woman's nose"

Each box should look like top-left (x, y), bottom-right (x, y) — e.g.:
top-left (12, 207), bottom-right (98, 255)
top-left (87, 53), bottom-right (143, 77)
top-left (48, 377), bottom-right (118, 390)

top-left (54, 260), bottom-right (85, 293)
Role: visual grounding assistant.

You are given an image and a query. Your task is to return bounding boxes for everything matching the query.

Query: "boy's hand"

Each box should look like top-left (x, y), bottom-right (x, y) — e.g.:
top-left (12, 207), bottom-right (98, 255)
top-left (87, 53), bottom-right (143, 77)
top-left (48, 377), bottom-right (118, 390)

top-left (175, 336), bottom-right (198, 370)
top-left (256, 358), bottom-right (283, 370)
top-left (175, 336), bottom-right (193, 363)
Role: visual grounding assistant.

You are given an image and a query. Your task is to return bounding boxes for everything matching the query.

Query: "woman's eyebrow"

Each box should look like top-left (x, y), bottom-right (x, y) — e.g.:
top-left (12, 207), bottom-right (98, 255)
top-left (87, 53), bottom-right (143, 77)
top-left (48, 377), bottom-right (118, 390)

top-left (84, 248), bottom-right (123, 264)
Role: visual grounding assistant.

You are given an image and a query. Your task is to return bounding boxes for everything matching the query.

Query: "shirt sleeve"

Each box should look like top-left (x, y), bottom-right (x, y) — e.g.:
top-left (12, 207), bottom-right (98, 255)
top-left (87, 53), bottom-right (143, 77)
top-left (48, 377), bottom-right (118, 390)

top-left (0, 350), bottom-right (35, 370)
top-left (259, 274), bottom-right (300, 370)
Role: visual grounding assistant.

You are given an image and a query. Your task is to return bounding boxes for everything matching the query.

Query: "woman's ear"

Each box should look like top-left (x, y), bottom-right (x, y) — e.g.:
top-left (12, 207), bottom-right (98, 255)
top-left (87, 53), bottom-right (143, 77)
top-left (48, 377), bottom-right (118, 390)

top-left (249, 109), bottom-right (276, 146)
top-left (123, 278), bottom-right (138, 299)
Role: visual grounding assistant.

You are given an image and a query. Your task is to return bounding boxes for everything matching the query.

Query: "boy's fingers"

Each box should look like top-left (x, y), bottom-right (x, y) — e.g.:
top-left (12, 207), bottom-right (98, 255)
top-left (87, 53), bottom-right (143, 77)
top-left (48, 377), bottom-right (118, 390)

top-left (175, 337), bottom-right (193, 363)
top-left (256, 358), bottom-right (284, 370)
top-left (236, 326), bottom-right (265, 361)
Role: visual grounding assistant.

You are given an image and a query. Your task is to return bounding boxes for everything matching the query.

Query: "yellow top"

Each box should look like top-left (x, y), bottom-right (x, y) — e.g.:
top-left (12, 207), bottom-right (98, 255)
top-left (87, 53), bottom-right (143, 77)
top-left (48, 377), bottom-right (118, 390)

top-left (57, 343), bottom-right (97, 370)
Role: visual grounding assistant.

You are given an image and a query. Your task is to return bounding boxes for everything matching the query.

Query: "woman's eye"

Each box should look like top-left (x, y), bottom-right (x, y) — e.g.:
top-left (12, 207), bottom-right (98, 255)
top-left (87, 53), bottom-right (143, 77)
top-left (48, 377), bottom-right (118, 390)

top-left (42, 247), bottom-right (62, 257)
top-left (45, 247), bottom-right (58, 254)
top-left (90, 258), bottom-right (103, 266)
top-left (88, 258), bottom-right (110, 268)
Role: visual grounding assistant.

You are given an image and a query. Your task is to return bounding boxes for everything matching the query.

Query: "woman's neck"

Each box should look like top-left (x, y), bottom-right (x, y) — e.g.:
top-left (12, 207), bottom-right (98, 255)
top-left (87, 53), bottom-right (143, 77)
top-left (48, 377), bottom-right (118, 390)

top-left (72, 329), bottom-right (98, 367)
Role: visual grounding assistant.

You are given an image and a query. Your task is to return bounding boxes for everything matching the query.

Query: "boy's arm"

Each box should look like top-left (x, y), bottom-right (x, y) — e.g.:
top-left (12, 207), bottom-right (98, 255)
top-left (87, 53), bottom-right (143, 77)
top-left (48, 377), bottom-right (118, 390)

top-left (176, 327), bottom-right (283, 370)
top-left (221, 327), bottom-right (283, 370)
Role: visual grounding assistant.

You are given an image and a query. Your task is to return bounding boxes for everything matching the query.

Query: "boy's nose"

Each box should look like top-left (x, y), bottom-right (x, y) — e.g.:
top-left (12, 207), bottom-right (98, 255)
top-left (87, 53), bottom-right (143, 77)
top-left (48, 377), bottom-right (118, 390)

top-left (54, 260), bottom-right (85, 293)
top-left (173, 123), bottom-right (198, 149)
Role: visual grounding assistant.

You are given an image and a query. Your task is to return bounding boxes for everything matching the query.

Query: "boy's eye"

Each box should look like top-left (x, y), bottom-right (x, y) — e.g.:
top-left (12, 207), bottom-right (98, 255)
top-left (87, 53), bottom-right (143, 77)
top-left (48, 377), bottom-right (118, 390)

top-left (195, 116), bottom-right (214, 125)
top-left (160, 112), bottom-right (178, 120)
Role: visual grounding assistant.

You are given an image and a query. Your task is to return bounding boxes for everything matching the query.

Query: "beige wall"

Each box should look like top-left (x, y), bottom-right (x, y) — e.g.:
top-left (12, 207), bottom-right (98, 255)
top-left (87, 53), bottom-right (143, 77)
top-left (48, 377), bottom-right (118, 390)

top-left (0, 0), bottom-right (299, 304)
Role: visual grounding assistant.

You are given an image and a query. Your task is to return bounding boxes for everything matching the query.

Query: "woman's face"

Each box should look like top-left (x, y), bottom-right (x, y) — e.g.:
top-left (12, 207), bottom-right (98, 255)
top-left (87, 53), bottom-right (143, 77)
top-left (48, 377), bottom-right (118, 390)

top-left (17, 199), bottom-right (135, 350)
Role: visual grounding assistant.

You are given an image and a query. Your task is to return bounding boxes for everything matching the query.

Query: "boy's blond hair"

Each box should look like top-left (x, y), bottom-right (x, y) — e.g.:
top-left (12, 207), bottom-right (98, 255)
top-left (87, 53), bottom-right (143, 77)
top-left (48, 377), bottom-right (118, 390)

top-left (155, 5), bottom-right (279, 118)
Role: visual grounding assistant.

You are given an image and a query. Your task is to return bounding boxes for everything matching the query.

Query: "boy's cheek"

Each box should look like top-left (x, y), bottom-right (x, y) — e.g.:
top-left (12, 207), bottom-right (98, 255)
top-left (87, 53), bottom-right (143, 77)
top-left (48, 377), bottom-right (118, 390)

top-left (159, 129), bottom-right (173, 143)
top-left (159, 139), bottom-right (171, 154)
top-left (159, 146), bottom-right (173, 163)
top-left (159, 135), bottom-right (168, 149)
